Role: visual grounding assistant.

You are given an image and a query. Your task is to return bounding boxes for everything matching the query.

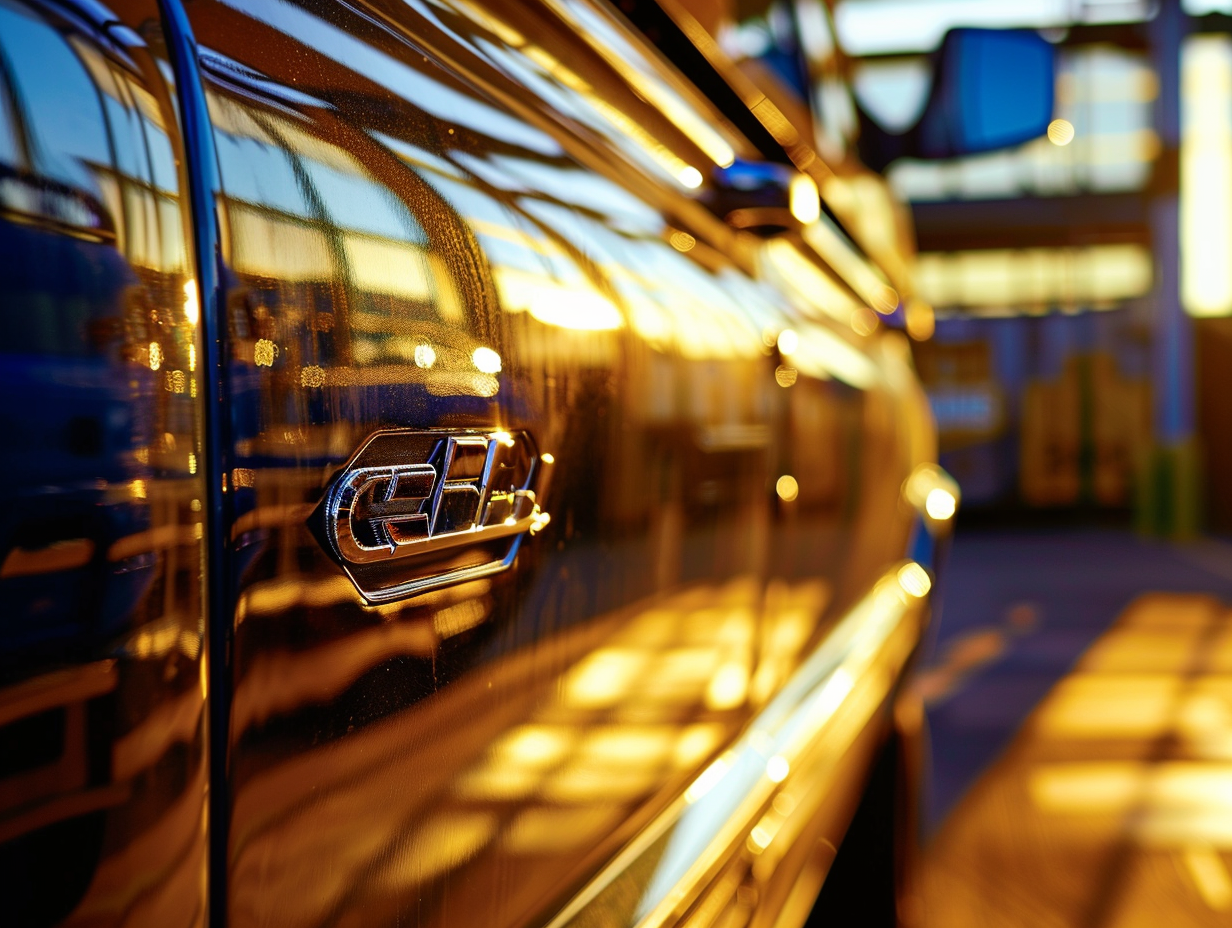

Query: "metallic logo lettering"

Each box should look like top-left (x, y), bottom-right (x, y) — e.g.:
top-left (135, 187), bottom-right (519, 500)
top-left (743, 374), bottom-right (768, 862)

top-left (317, 430), bottom-right (549, 602)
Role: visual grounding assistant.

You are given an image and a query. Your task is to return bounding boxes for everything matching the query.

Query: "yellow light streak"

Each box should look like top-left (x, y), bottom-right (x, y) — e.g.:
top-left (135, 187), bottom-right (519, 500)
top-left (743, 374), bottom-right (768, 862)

top-left (790, 173), bottom-right (821, 224)
top-left (766, 755), bottom-right (790, 783)
top-left (183, 278), bottom-right (199, 325)
top-left (685, 753), bottom-right (733, 804)
top-left (472, 347), bottom-right (502, 374)
top-left (925, 488), bottom-right (957, 521)
top-left (897, 562), bottom-right (932, 598)
top-left (1184, 845), bottom-right (1232, 910)
top-left (1182, 35), bottom-right (1232, 317)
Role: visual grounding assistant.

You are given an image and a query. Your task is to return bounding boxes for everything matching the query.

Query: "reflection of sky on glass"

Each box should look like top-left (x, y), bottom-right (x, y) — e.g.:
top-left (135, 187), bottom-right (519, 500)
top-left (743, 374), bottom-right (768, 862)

top-left (518, 196), bottom-right (766, 355)
top-left (302, 159), bottom-right (427, 243)
top-left (467, 30), bottom-right (690, 190)
top-left (144, 117), bottom-right (179, 194)
top-left (215, 0), bottom-right (562, 156)
top-left (429, 172), bottom-right (525, 234)
top-left (519, 198), bottom-right (641, 270)
top-left (503, 158), bottom-right (662, 232)
top-left (474, 38), bottom-right (591, 127)
top-left (216, 128), bottom-right (311, 216)
top-left (0, 3), bottom-right (109, 192)
top-left (0, 100), bottom-right (17, 165)
top-left (103, 94), bottom-right (151, 185)
top-left (215, 122), bottom-right (426, 243)
top-left (376, 133), bottom-right (465, 180)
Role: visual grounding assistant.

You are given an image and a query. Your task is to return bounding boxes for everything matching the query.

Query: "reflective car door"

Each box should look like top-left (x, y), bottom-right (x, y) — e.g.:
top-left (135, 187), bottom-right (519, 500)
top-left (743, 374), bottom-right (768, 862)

top-left (174, 0), bottom-right (925, 926)
top-left (0, 1), bottom-right (210, 924)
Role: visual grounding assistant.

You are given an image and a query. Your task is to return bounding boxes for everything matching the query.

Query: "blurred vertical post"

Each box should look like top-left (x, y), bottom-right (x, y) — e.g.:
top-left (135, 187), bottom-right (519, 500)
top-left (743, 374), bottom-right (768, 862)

top-left (1142, 0), bottom-right (1200, 538)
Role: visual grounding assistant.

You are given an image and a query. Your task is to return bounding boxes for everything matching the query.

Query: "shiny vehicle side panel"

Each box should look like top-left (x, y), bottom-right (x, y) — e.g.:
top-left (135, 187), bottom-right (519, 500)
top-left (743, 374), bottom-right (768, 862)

top-left (0, 1), bottom-right (937, 927)
top-left (0, 0), bottom-right (209, 924)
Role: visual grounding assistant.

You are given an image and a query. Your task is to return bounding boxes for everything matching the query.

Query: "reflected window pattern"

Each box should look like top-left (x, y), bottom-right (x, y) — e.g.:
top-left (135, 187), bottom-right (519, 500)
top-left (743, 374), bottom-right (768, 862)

top-left (225, 577), bottom-right (833, 928)
top-left (0, 1), bottom-right (207, 924)
top-left (179, 0), bottom-right (920, 926)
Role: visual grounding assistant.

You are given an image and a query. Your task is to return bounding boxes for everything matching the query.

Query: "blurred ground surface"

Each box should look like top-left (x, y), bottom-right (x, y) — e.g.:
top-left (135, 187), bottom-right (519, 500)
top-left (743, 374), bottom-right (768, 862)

top-left (919, 528), bottom-right (1232, 926)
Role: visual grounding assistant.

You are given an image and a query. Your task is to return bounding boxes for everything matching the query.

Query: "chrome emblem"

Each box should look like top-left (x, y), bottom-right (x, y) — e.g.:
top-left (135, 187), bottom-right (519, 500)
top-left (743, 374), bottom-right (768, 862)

top-left (317, 430), bottom-right (549, 603)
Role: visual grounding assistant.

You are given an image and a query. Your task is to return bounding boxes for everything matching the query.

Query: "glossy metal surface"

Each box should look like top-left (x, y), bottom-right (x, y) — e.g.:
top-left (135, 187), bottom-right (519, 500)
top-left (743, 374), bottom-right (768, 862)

top-left (0, 0), bottom-right (208, 923)
top-left (318, 428), bottom-right (546, 602)
top-left (0, 0), bottom-right (939, 925)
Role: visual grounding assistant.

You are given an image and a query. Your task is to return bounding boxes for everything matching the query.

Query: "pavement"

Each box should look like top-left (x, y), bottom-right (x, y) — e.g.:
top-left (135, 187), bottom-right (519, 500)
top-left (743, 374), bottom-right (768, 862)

top-left (916, 527), bottom-right (1232, 927)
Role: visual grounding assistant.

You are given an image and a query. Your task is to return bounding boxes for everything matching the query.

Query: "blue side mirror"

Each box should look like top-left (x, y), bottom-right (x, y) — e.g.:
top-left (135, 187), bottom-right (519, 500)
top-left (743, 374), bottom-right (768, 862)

top-left (855, 28), bottom-right (1055, 171)
top-left (918, 28), bottom-right (1055, 158)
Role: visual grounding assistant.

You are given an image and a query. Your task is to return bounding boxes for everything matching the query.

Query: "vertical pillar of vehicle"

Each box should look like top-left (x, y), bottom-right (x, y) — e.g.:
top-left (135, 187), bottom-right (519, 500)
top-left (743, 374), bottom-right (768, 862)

top-left (151, 1), bottom-right (232, 923)
top-left (1142, 0), bottom-right (1200, 538)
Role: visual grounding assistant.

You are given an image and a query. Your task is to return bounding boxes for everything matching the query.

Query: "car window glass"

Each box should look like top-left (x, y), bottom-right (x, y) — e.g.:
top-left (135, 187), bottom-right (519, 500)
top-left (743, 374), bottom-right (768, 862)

top-left (0, 0), bottom-right (110, 191)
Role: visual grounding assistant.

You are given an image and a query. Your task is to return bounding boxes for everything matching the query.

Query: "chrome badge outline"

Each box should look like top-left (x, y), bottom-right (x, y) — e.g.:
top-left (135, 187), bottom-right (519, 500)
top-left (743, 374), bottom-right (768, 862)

top-left (319, 429), bottom-right (549, 603)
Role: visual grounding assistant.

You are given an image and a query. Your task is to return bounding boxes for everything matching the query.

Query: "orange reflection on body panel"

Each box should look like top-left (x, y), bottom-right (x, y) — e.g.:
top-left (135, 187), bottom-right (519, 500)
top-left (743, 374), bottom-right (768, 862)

top-left (224, 576), bottom-right (835, 928)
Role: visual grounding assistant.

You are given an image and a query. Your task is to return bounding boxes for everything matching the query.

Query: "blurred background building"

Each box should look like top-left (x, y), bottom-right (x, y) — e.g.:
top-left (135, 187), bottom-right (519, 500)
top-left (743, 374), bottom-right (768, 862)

top-left (692, 0), bottom-right (1232, 535)
top-left (664, 3), bottom-right (1232, 924)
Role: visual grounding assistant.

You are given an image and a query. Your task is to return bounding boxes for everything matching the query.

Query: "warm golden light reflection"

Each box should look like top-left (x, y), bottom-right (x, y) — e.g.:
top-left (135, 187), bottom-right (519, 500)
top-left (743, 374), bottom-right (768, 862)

top-left (1035, 674), bottom-right (1181, 738)
top-left (540, 452), bottom-right (555, 465)
top-left (905, 298), bottom-right (934, 340)
top-left (677, 165), bottom-right (703, 189)
top-left (563, 649), bottom-right (647, 708)
top-left (903, 464), bottom-right (961, 524)
top-left (897, 562), bottom-right (931, 598)
top-left (748, 824), bottom-right (773, 852)
top-left (1182, 34), bottom-right (1232, 317)
top-left (382, 812), bottom-right (497, 886)
top-left (457, 764), bottom-right (541, 800)
top-left (472, 346), bottom-right (502, 374)
top-left (414, 344), bottom-right (436, 369)
top-left (774, 366), bottom-right (798, 388)
top-left (776, 475), bottom-right (799, 502)
top-left (814, 667), bottom-right (856, 720)
top-left (1184, 845), bottom-right (1232, 911)
top-left (789, 174), bottom-right (821, 224)
top-left (776, 329), bottom-right (799, 355)
top-left (544, 762), bottom-right (661, 801)
top-left (766, 755), bottom-right (789, 783)
top-left (669, 230), bottom-right (696, 252)
top-left (493, 266), bottom-right (624, 331)
top-left (253, 339), bottom-right (275, 367)
top-left (705, 662), bottom-right (750, 709)
top-left (580, 727), bottom-right (675, 766)
top-left (850, 307), bottom-right (879, 337)
top-left (674, 724), bottom-right (725, 768)
top-left (917, 245), bottom-right (1153, 312)
top-left (801, 220), bottom-right (899, 314)
top-left (1048, 118), bottom-right (1076, 146)
top-left (761, 238), bottom-right (864, 324)
top-left (148, 341), bottom-right (162, 371)
top-left (925, 594), bottom-right (1232, 924)
top-left (183, 278), bottom-right (199, 325)
top-left (925, 487), bottom-right (957, 521)
top-left (686, 754), bottom-right (734, 804)
top-left (504, 807), bottom-right (622, 855)
top-left (495, 725), bottom-right (575, 768)
top-left (537, 0), bottom-right (737, 169)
